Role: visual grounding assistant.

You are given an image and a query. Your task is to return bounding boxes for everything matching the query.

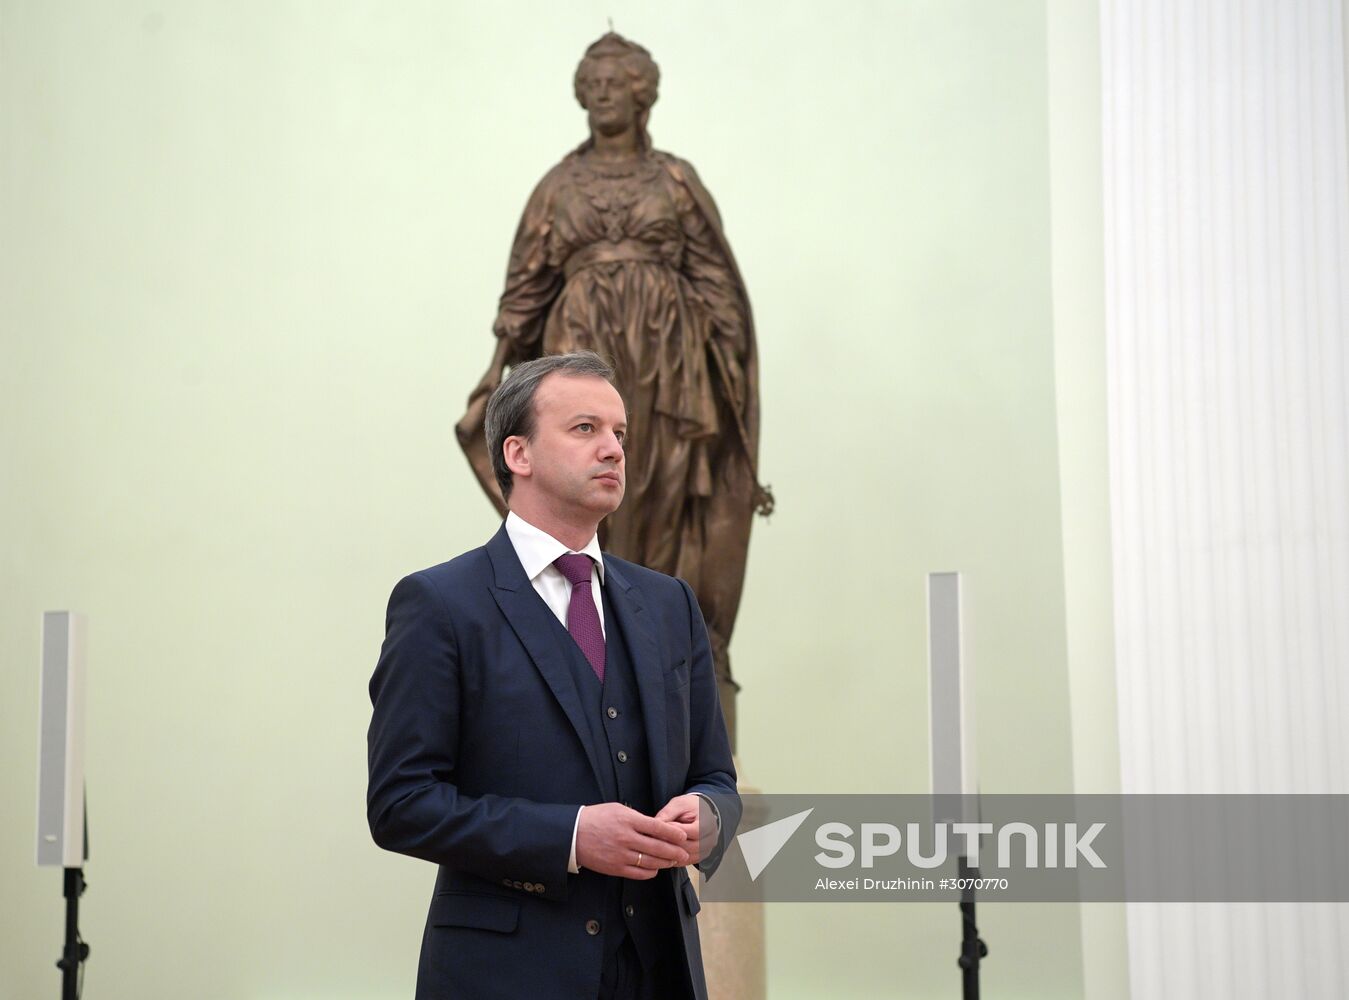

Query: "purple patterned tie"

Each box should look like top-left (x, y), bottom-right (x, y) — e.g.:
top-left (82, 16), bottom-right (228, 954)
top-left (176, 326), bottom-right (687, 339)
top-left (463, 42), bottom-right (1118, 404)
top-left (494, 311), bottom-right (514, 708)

top-left (554, 553), bottom-right (606, 682)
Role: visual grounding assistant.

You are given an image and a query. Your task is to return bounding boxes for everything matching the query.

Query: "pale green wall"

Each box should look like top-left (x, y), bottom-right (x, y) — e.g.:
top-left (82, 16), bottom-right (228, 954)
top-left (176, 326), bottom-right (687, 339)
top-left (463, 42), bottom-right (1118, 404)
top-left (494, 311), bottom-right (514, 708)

top-left (0, 2), bottom-right (1110, 997)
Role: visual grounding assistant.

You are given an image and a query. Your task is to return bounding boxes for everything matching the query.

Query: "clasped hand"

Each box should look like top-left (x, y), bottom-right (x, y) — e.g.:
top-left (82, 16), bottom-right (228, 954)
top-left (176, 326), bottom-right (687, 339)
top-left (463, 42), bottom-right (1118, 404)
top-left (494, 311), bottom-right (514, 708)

top-left (575, 795), bottom-right (712, 879)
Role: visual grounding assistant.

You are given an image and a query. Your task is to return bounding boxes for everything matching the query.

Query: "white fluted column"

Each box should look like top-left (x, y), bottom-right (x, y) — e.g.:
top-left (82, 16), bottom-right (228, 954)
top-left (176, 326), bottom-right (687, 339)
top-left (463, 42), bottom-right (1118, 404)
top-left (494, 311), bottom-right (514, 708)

top-left (1100, 0), bottom-right (1349, 996)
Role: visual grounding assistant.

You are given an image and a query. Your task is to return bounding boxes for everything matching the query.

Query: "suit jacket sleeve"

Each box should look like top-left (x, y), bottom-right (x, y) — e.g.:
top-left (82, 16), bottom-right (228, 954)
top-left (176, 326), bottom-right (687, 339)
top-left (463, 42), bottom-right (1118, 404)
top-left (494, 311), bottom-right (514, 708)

top-left (676, 578), bottom-right (743, 878)
top-left (366, 572), bottom-right (578, 898)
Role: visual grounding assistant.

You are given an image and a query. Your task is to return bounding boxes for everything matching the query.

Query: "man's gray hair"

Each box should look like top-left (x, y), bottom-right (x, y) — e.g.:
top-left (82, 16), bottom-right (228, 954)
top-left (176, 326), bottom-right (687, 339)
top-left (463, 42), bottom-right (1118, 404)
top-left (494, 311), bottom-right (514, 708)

top-left (484, 351), bottom-right (616, 501)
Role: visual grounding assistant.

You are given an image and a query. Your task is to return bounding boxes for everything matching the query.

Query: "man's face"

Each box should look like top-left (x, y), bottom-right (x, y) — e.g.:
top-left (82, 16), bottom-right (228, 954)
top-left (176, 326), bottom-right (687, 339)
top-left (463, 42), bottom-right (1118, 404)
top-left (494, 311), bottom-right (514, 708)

top-left (513, 373), bottom-right (627, 520)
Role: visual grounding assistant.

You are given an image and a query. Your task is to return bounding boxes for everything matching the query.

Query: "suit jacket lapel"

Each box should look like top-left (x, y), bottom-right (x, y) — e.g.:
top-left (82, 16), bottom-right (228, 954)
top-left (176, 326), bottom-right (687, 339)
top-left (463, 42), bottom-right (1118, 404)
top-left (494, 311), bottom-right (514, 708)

top-left (603, 559), bottom-right (671, 807)
top-left (484, 526), bottom-right (606, 794)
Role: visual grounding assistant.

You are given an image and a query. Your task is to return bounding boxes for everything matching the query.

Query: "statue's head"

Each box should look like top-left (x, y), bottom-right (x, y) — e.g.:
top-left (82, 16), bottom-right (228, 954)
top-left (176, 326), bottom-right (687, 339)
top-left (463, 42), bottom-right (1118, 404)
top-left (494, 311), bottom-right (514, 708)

top-left (573, 32), bottom-right (659, 150)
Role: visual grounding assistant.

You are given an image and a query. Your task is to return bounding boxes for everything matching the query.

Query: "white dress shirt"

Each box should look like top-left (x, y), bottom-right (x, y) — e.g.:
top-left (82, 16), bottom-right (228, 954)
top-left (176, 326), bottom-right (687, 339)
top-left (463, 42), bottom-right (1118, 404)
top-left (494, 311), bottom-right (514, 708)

top-left (502, 511), bottom-right (719, 876)
top-left (504, 511), bottom-right (606, 637)
top-left (503, 512), bottom-right (601, 874)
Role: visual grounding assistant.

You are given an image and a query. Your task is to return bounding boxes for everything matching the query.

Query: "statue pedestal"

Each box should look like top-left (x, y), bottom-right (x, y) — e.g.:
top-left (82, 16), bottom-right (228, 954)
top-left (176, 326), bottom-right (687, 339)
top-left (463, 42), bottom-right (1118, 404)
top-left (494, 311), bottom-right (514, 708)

top-left (695, 762), bottom-right (766, 1000)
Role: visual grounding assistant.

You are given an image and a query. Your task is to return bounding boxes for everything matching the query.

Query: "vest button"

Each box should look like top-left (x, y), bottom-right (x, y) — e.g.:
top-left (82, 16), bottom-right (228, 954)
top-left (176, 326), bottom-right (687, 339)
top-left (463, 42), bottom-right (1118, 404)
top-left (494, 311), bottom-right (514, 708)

top-left (617, 750), bottom-right (628, 763)
top-left (625, 904), bottom-right (635, 917)
top-left (586, 919), bottom-right (601, 936)
top-left (607, 707), bottom-right (618, 719)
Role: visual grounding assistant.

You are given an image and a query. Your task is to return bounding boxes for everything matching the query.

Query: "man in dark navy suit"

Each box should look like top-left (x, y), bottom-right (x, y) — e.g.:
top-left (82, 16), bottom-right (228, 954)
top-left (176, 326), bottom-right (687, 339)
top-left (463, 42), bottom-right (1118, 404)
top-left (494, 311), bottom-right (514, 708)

top-left (367, 351), bottom-right (741, 999)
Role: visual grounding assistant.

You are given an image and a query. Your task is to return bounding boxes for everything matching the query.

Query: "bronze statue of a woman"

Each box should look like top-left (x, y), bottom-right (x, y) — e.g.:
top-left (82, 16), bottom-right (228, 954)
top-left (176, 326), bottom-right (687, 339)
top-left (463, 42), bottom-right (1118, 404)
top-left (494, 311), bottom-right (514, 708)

top-left (457, 31), bottom-right (769, 744)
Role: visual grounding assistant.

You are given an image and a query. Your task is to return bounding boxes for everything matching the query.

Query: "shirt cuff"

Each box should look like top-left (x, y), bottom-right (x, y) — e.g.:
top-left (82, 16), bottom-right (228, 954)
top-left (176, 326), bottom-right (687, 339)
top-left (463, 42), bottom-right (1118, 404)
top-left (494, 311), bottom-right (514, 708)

top-left (567, 805), bottom-right (584, 874)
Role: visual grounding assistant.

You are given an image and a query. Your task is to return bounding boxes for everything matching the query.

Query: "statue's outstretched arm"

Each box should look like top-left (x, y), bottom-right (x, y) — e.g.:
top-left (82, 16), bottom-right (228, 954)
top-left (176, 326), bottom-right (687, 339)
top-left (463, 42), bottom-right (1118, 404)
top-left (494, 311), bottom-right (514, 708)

top-left (456, 173), bottom-right (562, 514)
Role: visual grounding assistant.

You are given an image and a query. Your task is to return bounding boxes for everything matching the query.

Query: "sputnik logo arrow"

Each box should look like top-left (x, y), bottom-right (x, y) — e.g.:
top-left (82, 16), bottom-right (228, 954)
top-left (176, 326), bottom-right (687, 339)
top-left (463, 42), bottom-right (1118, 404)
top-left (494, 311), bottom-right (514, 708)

top-left (736, 808), bottom-right (815, 881)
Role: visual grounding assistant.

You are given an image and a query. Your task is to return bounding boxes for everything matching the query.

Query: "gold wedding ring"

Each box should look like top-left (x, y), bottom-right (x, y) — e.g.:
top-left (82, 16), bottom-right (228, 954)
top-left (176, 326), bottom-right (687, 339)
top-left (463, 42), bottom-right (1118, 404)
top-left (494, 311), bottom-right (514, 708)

top-left (636, 852), bottom-right (644, 868)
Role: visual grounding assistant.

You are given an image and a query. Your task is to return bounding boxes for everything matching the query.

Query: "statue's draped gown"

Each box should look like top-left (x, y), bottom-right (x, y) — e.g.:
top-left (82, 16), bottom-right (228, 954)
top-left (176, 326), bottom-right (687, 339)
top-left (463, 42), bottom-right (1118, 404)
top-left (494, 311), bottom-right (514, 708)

top-left (462, 148), bottom-right (762, 733)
